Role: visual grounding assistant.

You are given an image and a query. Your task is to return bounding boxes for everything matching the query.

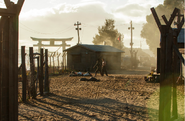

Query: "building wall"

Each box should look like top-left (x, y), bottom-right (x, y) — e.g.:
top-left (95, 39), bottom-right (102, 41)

top-left (66, 46), bottom-right (122, 71)
top-left (66, 46), bottom-right (97, 71)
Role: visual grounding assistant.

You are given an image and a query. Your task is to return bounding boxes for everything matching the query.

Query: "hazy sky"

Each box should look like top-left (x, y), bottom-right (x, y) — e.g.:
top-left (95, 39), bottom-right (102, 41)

top-left (1, 0), bottom-right (164, 51)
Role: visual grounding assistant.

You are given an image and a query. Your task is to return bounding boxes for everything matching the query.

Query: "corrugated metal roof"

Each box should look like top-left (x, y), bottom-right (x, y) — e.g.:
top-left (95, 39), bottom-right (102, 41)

top-left (64, 44), bottom-right (124, 53)
top-left (177, 28), bottom-right (184, 43)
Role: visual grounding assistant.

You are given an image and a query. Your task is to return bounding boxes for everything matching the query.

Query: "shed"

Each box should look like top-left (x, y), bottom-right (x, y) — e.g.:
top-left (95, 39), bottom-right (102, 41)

top-left (63, 44), bottom-right (124, 71)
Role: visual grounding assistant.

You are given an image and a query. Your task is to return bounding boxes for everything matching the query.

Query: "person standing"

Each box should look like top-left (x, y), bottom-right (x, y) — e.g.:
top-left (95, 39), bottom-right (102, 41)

top-left (101, 58), bottom-right (108, 76)
top-left (93, 58), bottom-right (102, 77)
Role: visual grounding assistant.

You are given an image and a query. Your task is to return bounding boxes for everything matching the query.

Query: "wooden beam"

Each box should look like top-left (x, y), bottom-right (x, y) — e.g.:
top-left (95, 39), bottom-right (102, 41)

top-left (17, 0), bottom-right (25, 14)
top-left (177, 16), bottom-right (184, 36)
top-left (151, 7), bottom-right (162, 32)
top-left (162, 15), bottom-right (169, 25)
top-left (0, 8), bottom-right (16, 16)
top-left (173, 44), bottom-right (185, 66)
top-left (4, 0), bottom-right (11, 9)
top-left (167, 8), bottom-right (179, 27)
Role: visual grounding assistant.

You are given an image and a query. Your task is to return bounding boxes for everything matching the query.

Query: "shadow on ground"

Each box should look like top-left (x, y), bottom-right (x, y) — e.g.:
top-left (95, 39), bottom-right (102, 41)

top-left (19, 93), bottom-right (158, 121)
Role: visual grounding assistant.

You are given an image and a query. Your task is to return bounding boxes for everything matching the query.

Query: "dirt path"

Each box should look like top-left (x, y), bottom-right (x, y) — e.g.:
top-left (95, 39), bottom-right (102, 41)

top-left (18, 68), bottom-right (184, 121)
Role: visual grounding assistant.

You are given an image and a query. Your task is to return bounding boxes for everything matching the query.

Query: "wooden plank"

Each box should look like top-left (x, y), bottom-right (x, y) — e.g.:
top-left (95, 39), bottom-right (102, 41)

top-left (39, 48), bottom-right (43, 96)
top-left (21, 46), bottom-right (27, 102)
top-left (151, 7), bottom-right (162, 32)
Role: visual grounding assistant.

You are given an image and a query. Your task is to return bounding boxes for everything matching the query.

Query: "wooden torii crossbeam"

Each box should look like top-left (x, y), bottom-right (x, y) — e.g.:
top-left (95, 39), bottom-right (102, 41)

top-left (0, 0), bottom-right (24, 120)
top-left (31, 37), bottom-right (73, 51)
top-left (151, 7), bottom-right (184, 121)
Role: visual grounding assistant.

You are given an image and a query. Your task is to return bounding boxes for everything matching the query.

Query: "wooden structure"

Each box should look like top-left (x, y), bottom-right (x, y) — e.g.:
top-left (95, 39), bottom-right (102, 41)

top-left (151, 7), bottom-right (184, 121)
top-left (31, 37), bottom-right (72, 69)
top-left (29, 47), bottom-right (49, 98)
top-left (20, 46), bottom-right (49, 101)
top-left (31, 37), bottom-right (73, 51)
top-left (0, 0), bottom-right (24, 120)
top-left (64, 44), bottom-right (124, 71)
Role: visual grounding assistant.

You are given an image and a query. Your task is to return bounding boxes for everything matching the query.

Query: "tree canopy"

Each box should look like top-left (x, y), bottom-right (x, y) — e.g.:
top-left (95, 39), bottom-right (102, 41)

top-left (92, 19), bottom-right (124, 50)
top-left (140, 0), bottom-right (184, 55)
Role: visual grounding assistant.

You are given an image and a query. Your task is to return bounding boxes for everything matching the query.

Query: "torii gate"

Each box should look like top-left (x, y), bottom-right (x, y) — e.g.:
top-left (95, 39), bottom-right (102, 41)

top-left (31, 37), bottom-right (73, 51)
top-left (31, 37), bottom-right (73, 67)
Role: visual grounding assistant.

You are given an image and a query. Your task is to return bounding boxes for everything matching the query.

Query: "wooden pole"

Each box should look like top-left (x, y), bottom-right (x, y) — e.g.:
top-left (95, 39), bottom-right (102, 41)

top-left (172, 32), bottom-right (178, 120)
top-left (0, 0), bottom-right (24, 120)
top-left (1, 16), bottom-right (9, 121)
top-left (159, 25), bottom-right (167, 121)
top-left (29, 47), bottom-right (36, 99)
top-left (21, 46), bottom-right (27, 102)
top-left (0, 16), bottom-right (6, 120)
top-left (45, 49), bottom-right (49, 93)
top-left (39, 48), bottom-right (43, 96)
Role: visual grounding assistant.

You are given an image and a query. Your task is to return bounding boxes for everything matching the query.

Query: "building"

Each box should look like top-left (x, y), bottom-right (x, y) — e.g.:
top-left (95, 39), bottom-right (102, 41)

top-left (63, 44), bottom-right (124, 71)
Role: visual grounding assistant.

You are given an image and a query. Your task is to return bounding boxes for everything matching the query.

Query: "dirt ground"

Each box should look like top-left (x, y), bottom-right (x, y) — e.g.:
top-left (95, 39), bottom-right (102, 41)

top-left (18, 67), bottom-right (184, 121)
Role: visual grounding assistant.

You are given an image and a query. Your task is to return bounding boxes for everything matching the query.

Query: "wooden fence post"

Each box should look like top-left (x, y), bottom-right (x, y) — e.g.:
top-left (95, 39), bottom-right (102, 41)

top-left (21, 46), bottom-right (27, 102)
top-left (52, 52), bottom-right (55, 73)
top-left (45, 49), bottom-right (49, 93)
top-left (39, 48), bottom-right (43, 96)
top-left (29, 47), bottom-right (36, 98)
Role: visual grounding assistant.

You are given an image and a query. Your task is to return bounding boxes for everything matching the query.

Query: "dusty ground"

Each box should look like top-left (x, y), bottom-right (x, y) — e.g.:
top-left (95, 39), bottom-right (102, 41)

top-left (18, 67), bottom-right (184, 121)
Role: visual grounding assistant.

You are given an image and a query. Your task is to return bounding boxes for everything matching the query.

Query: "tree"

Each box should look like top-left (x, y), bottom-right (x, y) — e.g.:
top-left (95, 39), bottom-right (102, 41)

top-left (92, 19), bottom-right (124, 50)
top-left (140, 0), bottom-right (184, 55)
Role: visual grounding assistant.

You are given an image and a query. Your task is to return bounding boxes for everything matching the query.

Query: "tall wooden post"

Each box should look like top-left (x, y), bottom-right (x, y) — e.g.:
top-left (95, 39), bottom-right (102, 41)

top-left (52, 53), bottom-right (55, 73)
top-left (0, 0), bottom-right (24, 120)
top-left (172, 33), bottom-right (178, 119)
top-left (57, 53), bottom-right (61, 72)
top-left (45, 49), bottom-right (49, 93)
top-left (151, 7), bottom-right (184, 121)
top-left (49, 54), bottom-right (52, 68)
top-left (1, 16), bottom-right (9, 121)
top-left (39, 48), bottom-right (43, 96)
top-left (21, 46), bottom-right (27, 102)
top-left (29, 47), bottom-right (36, 99)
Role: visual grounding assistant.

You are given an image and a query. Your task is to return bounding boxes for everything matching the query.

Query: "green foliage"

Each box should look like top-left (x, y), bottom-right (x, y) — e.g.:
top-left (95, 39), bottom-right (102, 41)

top-left (92, 19), bottom-right (124, 50)
top-left (140, 0), bottom-right (184, 55)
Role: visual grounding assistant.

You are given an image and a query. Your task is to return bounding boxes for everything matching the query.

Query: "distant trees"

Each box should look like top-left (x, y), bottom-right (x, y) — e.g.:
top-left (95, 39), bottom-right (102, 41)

top-left (140, 0), bottom-right (184, 55)
top-left (92, 19), bottom-right (124, 50)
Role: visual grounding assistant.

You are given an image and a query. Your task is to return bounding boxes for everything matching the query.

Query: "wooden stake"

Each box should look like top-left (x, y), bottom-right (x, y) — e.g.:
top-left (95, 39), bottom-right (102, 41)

top-left (39, 48), bottom-right (43, 96)
top-left (21, 46), bottom-right (27, 102)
